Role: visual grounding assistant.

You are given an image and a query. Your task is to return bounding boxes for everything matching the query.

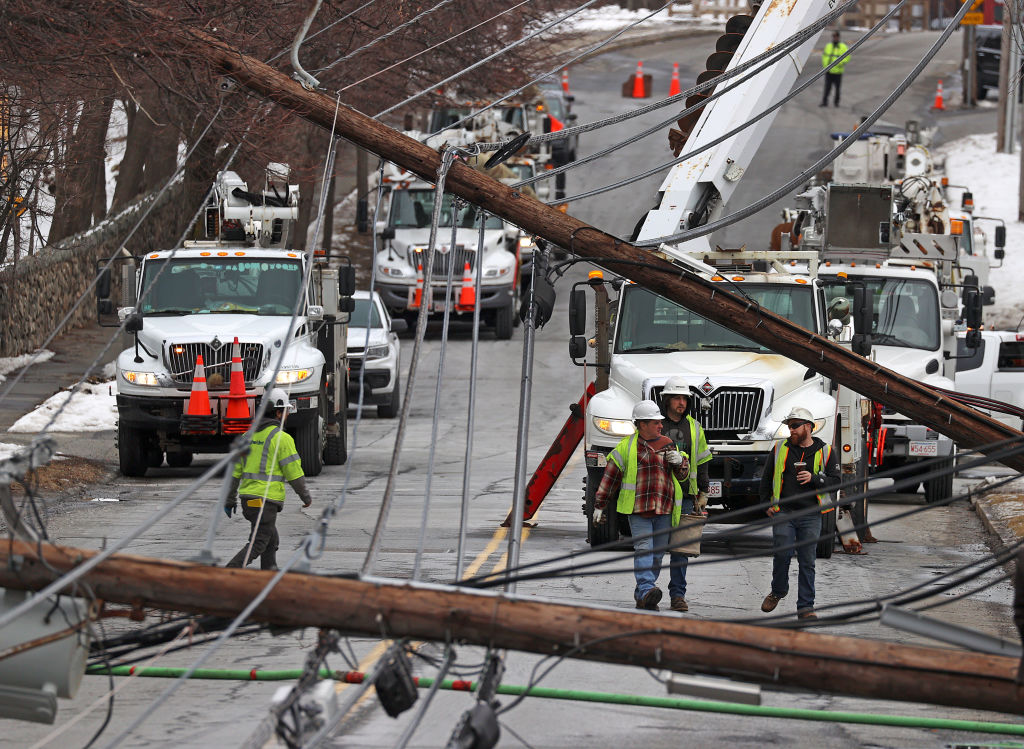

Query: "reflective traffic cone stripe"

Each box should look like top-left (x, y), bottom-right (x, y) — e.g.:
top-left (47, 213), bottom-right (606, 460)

top-left (561, 68), bottom-right (570, 95)
top-left (455, 262), bottom-right (476, 312)
top-left (409, 264), bottom-right (424, 309)
top-left (931, 79), bottom-right (944, 110)
top-left (632, 61), bottom-right (645, 98)
top-left (182, 354), bottom-right (217, 435)
top-left (669, 62), bottom-right (681, 97)
top-left (222, 337), bottom-right (251, 434)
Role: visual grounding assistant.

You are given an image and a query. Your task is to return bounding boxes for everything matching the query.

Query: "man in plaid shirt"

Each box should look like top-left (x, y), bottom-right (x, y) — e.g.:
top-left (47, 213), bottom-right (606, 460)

top-left (594, 400), bottom-right (690, 610)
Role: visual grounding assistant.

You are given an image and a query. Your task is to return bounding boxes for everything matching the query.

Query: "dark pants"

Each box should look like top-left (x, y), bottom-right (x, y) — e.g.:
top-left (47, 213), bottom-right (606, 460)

top-left (822, 73), bottom-right (842, 105)
top-left (771, 512), bottom-right (822, 611)
top-left (227, 501), bottom-right (281, 569)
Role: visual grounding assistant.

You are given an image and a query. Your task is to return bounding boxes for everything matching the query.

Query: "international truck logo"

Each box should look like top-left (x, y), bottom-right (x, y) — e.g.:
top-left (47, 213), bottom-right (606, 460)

top-left (209, 336), bottom-right (224, 351)
top-left (699, 378), bottom-right (714, 395)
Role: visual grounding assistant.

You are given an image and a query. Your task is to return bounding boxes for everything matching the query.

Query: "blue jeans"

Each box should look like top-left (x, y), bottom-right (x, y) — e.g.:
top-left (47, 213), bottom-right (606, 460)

top-left (629, 497), bottom-right (694, 602)
top-left (771, 512), bottom-right (822, 611)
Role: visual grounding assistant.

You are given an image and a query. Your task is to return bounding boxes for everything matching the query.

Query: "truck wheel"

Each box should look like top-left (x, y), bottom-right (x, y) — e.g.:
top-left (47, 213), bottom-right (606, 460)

top-left (118, 423), bottom-right (149, 478)
top-left (167, 451), bottom-right (193, 468)
top-left (378, 374), bottom-right (401, 419)
top-left (146, 446), bottom-right (164, 468)
top-left (325, 429), bottom-right (346, 465)
top-left (295, 414), bottom-right (325, 477)
top-left (585, 469), bottom-right (618, 548)
top-left (924, 457), bottom-right (954, 503)
top-left (816, 509), bottom-right (836, 558)
top-left (494, 301), bottom-right (514, 340)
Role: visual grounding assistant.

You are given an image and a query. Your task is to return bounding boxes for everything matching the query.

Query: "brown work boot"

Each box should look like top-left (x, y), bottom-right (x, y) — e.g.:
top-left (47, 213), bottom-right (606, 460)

top-left (636, 587), bottom-right (662, 611)
top-left (761, 592), bottom-right (784, 613)
top-left (797, 609), bottom-right (818, 620)
top-left (670, 597), bottom-right (689, 612)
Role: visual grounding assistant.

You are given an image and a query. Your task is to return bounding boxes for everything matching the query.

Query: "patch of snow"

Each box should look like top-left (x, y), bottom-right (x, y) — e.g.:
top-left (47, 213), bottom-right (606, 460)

top-left (8, 382), bottom-right (118, 433)
top-left (101, 360), bottom-right (118, 380)
top-left (90, 497), bottom-right (120, 502)
top-left (0, 349), bottom-right (55, 384)
top-left (938, 132), bottom-right (1024, 330)
top-left (0, 442), bottom-right (30, 461)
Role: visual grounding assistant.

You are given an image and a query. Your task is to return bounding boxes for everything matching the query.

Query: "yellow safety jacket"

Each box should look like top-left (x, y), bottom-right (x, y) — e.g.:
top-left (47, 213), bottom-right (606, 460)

top-left (822, 42), bottom-right (849, 74)
top-left (607, 434), bottom-right (684, 525)
top-left (769, 441), bottom-right (834, 514)
top-left (669, 414), bottom-right (712, 496)
top-left (232, 423), bottom-right (304, 506)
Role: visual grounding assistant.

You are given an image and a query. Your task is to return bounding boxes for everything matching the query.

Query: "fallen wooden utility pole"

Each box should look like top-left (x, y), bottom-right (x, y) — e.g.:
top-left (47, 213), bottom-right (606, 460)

top-left (150, 12), bottom-right (1024, 470)
top-left (2, 540), bottom-right (1022, 714)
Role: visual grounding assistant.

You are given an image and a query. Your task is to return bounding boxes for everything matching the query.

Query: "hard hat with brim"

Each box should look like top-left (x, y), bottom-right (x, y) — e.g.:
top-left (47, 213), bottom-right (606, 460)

top-left (782, 406), bottom-right (814, 426)
top-left (632, 399), bottom-right (664, 421)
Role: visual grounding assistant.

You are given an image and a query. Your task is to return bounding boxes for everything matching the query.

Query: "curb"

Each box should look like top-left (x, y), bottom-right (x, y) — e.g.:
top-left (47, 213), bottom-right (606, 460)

top-left (970, 475), bottom-right (1024, 559)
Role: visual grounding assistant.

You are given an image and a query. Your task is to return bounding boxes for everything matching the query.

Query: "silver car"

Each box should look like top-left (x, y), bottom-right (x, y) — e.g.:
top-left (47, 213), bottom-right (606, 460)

top-left (347, 290), bottom-right (402, 418)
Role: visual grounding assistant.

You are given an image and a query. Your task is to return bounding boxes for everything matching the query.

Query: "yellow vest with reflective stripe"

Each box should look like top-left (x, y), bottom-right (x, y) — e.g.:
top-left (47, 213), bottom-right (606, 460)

top-left (607, 434), bottom-right (684, 524)
top-left (822, 42), bottom-right (849, 74)
top-left (232, 423), bottom-right (305, 504)
top-left (668, 414), bottom-right (712, 496)
top-left (769, 442), bottom-right (834, 514)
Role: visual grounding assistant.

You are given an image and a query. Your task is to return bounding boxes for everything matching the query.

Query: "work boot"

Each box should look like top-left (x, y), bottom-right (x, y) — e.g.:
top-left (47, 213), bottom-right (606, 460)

top-left (797, 609), bottom-right (818, 620)
top-left (670, 597), bottom-right (689, 612)
top-left (761, 592), bottom-right (784, 613)
top-left (636, 587), bottom-right (662, 611)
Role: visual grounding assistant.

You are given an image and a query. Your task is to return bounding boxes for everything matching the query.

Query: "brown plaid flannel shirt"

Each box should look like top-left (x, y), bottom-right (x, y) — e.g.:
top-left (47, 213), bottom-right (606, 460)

top-left (595, 437), bottom-right (687, 516)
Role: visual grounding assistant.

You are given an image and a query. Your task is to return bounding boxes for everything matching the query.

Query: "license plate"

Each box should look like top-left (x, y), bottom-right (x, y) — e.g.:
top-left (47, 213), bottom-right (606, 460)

top-left (909, 440), bottom-right (938, 456)
top-left (707, 481), bottom-right (723, 498)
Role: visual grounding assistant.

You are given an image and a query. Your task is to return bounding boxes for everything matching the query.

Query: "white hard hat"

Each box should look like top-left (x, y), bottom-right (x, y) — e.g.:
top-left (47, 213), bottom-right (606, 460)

top-left (632, 399), bottom-right (663, 421)
top-left (661, 376), bottom-right (692, 397)
top-left (782, 406), bottom-right (814, 426)
top-left (266, 388), bottom-right (296, 413)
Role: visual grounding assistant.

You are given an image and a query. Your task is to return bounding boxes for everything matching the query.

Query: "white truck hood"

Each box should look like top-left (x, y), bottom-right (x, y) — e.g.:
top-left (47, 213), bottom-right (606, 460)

top-left (137, 314), bottom-right (303, 350)
top-left (871, 346), bottom-right (953, 389)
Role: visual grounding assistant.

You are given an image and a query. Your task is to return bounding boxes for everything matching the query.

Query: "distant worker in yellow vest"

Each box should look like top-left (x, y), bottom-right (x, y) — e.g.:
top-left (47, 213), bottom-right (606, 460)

top-left (758, 407), bottom-right (839, 620)
top-left (821, 30), bottom-right (849, 107)
top-left (593, 400), bottom-right (690, 611)
top-left (225, 388), bottom-right (312, 570)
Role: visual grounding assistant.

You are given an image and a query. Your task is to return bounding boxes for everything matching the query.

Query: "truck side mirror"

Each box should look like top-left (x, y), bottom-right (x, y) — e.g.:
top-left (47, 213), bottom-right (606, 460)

top-left (569, 289), bottom-right (587, 336)
top-left (338, 266), bottom-right (356, 297)
top-left (964, 289), bottom-right (983, 329)
top-left (852, 286), bottom-right (872, 334)
top-left (569, 336), bottom-right (587, 359)
top-left (380, 226), bottom-right (396, 241)
top-left (125, 313), bottom-right (144, 333)
top-left (96, 268), bottom-right (111, 299)
top-left (995, 225), bottom-right (1006, 248)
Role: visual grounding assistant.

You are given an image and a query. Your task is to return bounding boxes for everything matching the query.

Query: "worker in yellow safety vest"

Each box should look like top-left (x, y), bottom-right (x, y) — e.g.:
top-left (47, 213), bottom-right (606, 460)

top-left (758, 407), bottom-right (839, 620)
top-left (225, 388), bottom-right (312, 570)
top-left (820, 30), bottom-right (849, 107)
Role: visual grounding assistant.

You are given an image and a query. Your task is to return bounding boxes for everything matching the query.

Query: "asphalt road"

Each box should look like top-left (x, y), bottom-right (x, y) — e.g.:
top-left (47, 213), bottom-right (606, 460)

top-left (3, 26), bottom-right (1021, 749)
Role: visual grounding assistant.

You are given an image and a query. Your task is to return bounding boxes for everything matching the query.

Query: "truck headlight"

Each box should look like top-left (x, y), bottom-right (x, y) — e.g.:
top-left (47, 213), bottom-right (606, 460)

top-left (122, 370), bottom-right (159, 387)
top-left (483, 266), bottom-right (511, 278)
top-left (379, 266), bottom-right (408, 278)
top-left (593, 417), bottom-right (635, 436)
top-left (276, 369), bottom-right (313, 384)
top-left (518, 236), bottom-right (535, 249)
top-left (366, 345), bottom-right (390, 359)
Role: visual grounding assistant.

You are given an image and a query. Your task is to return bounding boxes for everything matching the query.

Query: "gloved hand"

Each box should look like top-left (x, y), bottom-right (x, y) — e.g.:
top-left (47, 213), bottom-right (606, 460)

top-left (663, 449), bottom-right (683, 466)
top-left (592, 506), bottom-right (605, 524)
top-left (224, 502), bottom-right (236, 518)
top-left (695, 491), bottom-right (709, 513)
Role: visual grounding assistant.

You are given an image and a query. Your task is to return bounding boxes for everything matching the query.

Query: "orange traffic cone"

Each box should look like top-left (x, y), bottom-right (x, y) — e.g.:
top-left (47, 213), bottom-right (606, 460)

top-left (409, 264), bottom-right (424, 309)
top-left (632, 61), bottom-right (646, 98)
top-left (182, 355), bottom-right (217, 434)
top-left (669, 62), bottom-right (681, 97)
top-left (561, 68), bottom-right (570, 95)
top-left (221, 337), bottom-right (251, 434)
top-left (931, 79), bottom-right (944, 110)
top-left (455, 261), bottom-right (476, 312)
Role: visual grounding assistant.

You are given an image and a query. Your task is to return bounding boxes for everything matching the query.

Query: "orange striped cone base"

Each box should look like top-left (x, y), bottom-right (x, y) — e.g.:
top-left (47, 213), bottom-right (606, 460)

top-left (181, 354), bottom-right (218, 434)
top-left (455, 262), bottom-right (476, 312)
top-left (222, 337), bottom-right (251, 434)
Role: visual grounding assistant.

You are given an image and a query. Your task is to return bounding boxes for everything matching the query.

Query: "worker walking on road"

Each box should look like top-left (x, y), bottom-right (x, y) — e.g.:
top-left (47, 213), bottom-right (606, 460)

top-left (225, 388), bottom-right (312, 570)
top-left (759, 407), bottom-right (839, 619)
top-left (593, 400), bottom-right (689, 611)
top-left (820, 30), bottom-right (849, 107)
top-left (660, 376), bottom-right (712, 612)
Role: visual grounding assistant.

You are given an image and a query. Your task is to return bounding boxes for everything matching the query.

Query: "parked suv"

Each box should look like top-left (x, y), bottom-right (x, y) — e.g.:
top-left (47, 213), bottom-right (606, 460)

top-left (347, 290), bottom-right (402, 418)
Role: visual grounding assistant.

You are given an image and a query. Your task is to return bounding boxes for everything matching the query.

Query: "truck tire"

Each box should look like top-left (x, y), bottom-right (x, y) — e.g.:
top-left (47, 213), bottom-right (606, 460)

top-left (924, 457), bottom-right (954, 503)
top-left (118, 422), bottom-right (149, 478)
top-left (295, 413), bottom-right (325, 477)
top-left (166, 451), bottom-right (193, 468)
top-left (816, 508), bottom-right (836, 559)
top-left (325, 429), bottom-right (346, 465)
top-left (378, 375), bottom-right (401, 419)
top-left (146, 446), bottom-right (164, 468)
top-left (494, 301), bottom-right (514, 341)
top-left (585, 469), bottom-right (618, 548)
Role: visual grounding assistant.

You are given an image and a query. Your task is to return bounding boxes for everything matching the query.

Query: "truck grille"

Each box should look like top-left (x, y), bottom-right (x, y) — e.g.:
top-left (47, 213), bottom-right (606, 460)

top-left (410, 246), bottom-right (475, 280)
top-left (695, 388), bottom-right (764, 433)
top-left (167, 342), bottom-right (264, 386)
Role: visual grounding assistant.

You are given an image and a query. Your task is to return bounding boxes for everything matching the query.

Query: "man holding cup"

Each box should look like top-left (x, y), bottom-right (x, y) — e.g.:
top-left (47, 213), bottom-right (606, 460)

top-left (758, 407), bottom-right (839, 619)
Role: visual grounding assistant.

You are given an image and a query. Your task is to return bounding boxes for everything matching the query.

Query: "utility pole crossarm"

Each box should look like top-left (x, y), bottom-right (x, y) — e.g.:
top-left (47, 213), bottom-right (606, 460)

top-left (1, 540), bottom-right (1022, 715)
top-left (144, 6), bottom-right (1024, 469)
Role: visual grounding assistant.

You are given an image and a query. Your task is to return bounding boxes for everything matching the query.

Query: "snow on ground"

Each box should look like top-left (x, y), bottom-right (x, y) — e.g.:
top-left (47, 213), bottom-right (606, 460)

top-left (938, 132), bottom-right (1024, 330)
top-left (555, 3), bottom-right (719, 32)
top-left (0, 349), bottom-right (54, 383)
top-left (8, 381), bottom-right (118, 433)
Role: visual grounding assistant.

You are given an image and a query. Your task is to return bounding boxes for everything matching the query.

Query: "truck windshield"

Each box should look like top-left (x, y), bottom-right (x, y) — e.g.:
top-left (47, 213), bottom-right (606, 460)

top-left (615, 284), bottom-right (816, 354)
top-left (822, 276), bottom-right (940, 351)
top-left (389, 189), bottom-right (503, 230)
top-left (139, 258), bottom-right (304, 315)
